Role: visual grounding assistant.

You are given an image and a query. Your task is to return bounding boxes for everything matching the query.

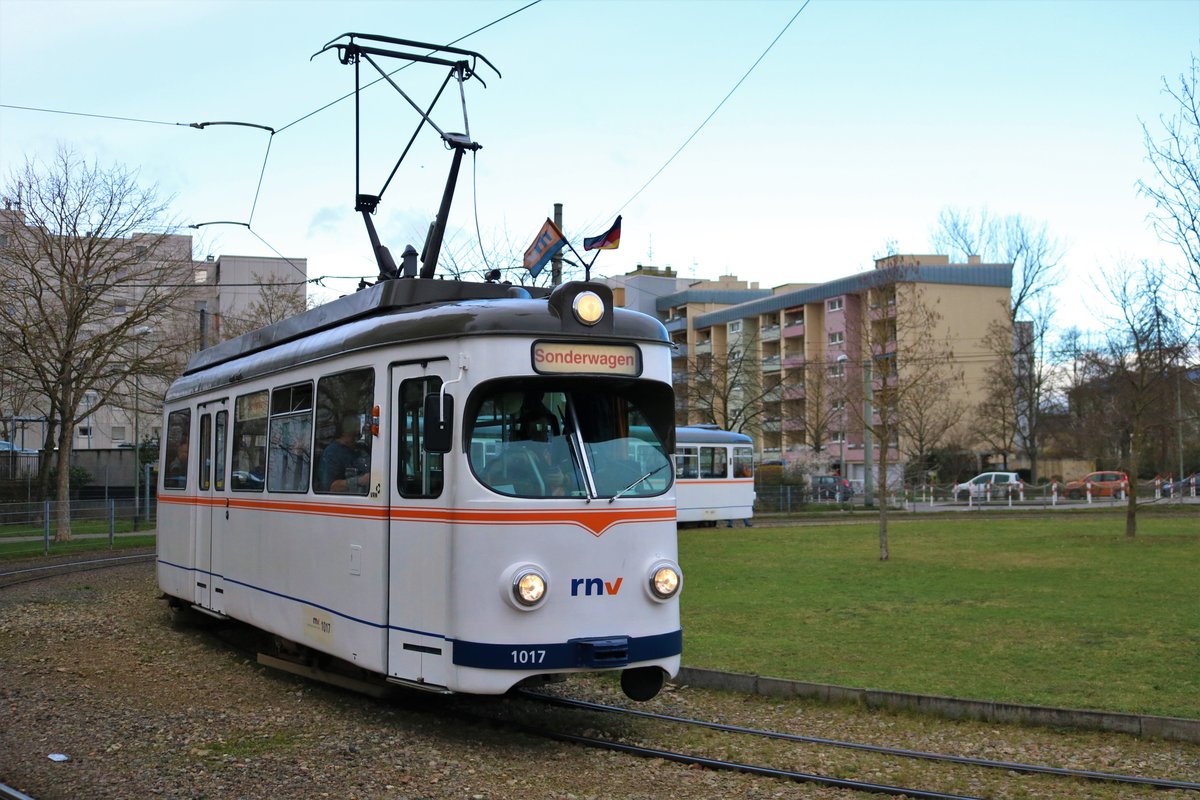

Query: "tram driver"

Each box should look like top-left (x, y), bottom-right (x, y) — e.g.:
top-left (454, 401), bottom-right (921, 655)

top-left (317, 414), bottom-right (369, 494)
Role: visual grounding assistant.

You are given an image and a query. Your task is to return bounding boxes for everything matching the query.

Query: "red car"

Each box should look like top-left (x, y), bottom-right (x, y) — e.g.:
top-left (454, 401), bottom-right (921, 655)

top-left (1063, 471), bottom-right (1128, 499)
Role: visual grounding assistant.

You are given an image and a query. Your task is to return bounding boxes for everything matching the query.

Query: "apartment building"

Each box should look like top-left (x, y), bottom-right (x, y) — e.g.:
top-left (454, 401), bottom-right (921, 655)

top-left (76, 250), bottom-right (308, 450)
top-left (624, 255), bottom-right (1011, 484)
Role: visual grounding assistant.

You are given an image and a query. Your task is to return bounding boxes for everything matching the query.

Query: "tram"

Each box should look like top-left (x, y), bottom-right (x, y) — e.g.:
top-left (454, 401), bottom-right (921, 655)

top-left (674, 426), bottom-right (756, 526)
top-left (157, 35), bottom-right (681, 700)
top-left (156, 280), bottom-right (682, 700)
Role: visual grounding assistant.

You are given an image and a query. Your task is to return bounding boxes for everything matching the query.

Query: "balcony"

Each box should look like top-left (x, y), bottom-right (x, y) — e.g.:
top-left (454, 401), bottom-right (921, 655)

top-left (762, 418), bottom-right (782, 433)
top-left (664, 317), bottom-right (688, 333)
top-left (760, 324), bottom-right (781, 339)
top-left (782, 355), bottom-right (805, 369)
top-left (783, 323), bottom-right (805, 338)
top-left (672, 343), bottom-right (688, 359)
top-left (762, 386), bottom-right (782, 402)
top-left (783, 384), bottom-right (806, 400)
top-left (694, 341), bottom-right (712, 355)
top-left (760, 355), bottom-right (781, 372)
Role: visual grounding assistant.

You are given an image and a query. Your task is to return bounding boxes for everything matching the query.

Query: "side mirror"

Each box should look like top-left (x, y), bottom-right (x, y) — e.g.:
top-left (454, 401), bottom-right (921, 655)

top-left (423, 392), bottom-right (453, 454)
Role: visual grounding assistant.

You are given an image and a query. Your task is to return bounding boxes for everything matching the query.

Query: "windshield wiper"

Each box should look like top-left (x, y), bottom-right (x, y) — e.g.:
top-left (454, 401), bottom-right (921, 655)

top-left (610, 464), bottom-right (668, 503)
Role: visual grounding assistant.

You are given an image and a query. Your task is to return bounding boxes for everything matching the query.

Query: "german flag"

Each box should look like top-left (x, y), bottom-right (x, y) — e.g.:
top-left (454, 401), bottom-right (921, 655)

top-left (583, 216), bottom-right (621, 251)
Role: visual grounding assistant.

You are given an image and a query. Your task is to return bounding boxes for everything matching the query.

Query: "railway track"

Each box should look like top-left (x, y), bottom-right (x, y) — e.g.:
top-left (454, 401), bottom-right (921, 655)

top-left (513, 690), bottom-right (1200, 796)
top-left (0, 551), bottom-right (156, 590)
top-left (6, 555), bottom-right (1196, 798)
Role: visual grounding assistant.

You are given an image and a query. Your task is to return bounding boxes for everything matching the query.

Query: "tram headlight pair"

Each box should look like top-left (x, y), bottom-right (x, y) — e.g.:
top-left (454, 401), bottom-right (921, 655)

top-left (648, 562), bottom-right (681, 601)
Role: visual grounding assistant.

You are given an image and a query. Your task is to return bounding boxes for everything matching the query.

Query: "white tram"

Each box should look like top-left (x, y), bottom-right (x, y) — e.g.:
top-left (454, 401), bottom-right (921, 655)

top-left (674, 426), bottom-right (756, 526)
top-left (156, 280), bottom-right (682, 700)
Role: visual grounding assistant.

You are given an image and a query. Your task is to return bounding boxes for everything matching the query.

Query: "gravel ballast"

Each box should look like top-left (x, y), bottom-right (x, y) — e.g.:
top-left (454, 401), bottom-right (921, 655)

top-left (1, 563), bottom-right (1197, 799)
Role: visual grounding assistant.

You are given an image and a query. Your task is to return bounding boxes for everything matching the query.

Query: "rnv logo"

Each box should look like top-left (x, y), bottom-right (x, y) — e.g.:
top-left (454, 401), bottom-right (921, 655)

top-left (570, 577), bottom-right (623, 596)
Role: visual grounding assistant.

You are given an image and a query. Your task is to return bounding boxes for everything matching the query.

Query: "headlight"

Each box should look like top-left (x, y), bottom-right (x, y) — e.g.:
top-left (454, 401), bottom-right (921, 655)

top-left (572, 291), bottom-right (605, 326)
top-left (513, 569), bottom-right (547, 606)
top-left (649, 564), bottom-right (681, 600)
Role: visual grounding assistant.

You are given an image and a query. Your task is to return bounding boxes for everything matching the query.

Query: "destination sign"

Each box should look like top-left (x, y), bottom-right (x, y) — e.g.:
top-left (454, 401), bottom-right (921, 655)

top-left (531, 342), bottom-right (641, 376)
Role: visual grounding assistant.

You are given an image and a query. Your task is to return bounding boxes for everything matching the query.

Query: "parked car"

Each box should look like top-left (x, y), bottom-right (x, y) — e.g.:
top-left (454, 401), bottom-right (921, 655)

top-left (0, 440), bottom-right (38, 455)
top-left (953, 471), bottom-right (1020, 500)
top-left (1063, 471), bottom-right (1128, 499)
top-left (811, 474), bottom-right (853, 501)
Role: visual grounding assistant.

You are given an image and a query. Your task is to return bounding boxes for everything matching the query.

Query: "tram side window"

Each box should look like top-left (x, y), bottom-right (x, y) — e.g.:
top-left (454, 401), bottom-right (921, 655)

top-left (733, 446), bottom-right (754, 478)
top-left (231, 391), bottom-right (268, 492)
top-left (313, 369), bottom-right (374, 495)
top-left (199, 414), bottom-right (212, 491)
top-left (398, 376), bottom-right (443, 498)
top-left (699, 446), bottom-right (728, 479)
top-left (214, 411), bottom-right (227, 491)
top-left (268, 382), bottom-right (313, 493)
top-left (675, 447), bottom-right (698, 480)
top-left (162, 409), bottom-right (191, 490)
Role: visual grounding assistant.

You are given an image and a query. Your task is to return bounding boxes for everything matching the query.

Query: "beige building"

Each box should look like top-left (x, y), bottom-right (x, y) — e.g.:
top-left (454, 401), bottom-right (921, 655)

top-left (610, 255), bottom-right (1011, 486)
top-left (75, 250), bottom-right (308, 450)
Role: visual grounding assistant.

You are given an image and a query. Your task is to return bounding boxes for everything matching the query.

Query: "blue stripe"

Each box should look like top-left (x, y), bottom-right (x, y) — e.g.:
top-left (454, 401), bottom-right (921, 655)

top-left (158, 559), bottom-right (680, 661)
top-left (451, 629), bottom-right (682, 670)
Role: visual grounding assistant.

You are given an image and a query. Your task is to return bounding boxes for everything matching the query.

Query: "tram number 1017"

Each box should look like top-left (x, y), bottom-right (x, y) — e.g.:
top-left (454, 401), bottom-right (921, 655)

top-left (511, 649), bottom-right (547, 665)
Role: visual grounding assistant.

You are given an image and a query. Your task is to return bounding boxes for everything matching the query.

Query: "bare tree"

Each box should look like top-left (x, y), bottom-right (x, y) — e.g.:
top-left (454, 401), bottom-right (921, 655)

top-left (685, 328), bottom-right (773, 435)
top-left (932, 207), bottom-right (1063, 323)
top-left (840, 258), bottom-right (964, 561)
top-left (218, 271), bottom-right (312, 340)
top-left (0, 147), bottom-right (195, 540)
top-left (1090, 262), bottom-right (1189, 537)
top-left (1139, 55), bottom-right (1200, 300)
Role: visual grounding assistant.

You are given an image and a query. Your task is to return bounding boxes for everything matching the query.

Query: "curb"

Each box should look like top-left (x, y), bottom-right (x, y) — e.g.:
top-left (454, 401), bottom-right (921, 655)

top-left (676, 667), bottom-right (1200, 744)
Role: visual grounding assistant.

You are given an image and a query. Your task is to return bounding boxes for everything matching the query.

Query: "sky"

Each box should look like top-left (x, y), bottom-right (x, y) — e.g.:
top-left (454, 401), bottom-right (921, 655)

top-left (1, 0), bottom-right (1198, 331)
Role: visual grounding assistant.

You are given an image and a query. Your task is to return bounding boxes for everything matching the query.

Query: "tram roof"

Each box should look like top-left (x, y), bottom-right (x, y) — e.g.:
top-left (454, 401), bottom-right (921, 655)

top-left (675, 426), bottom-right (754, 445)
top-left (170, 279), bottom-right (670, 400)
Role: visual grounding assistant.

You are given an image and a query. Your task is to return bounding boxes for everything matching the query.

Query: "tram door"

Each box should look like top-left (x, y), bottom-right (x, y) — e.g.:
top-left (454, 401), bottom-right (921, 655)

top-left (193, 399), bottom-right (229, 612)
top-left (387, 360), bottom-right (452, 686)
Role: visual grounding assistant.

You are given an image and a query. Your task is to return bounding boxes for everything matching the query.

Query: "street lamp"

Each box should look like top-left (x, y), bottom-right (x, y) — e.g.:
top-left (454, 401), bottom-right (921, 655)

top-left (836, 354), bottom-right (849, 484)
top-left (132, 326), bottom-right (153, 530)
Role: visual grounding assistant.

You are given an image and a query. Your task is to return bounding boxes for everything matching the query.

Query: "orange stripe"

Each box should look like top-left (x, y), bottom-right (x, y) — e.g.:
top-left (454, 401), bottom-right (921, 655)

top-left (157, 494), bottom-right (675, 536)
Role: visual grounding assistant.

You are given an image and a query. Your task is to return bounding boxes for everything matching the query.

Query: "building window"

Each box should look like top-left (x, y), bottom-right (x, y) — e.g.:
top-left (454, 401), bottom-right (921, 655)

top-left (828, 363), bottom-right (845, 378)
top-left (729, 320), bottom-right (742, 333)
top-left (828, 298), bottom-right (844, 312)
top-left (77, 426), bottom-right (91, 438)
top-left (194, 269), bottom-right (209, 284)
top-left (112, 426), bottom-right (127, 442)
top-left (828, 331), bottom-right (844, 345)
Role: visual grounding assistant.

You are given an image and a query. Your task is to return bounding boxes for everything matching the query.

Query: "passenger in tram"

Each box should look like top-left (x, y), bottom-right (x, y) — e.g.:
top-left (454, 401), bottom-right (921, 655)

top-left (317, 414), bottom-right (369, 494)
top-left (165, 438), bottom-right (189, 488)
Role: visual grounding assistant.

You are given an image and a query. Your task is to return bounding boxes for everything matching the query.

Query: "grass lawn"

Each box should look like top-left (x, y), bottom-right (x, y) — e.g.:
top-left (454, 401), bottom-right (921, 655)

top-left (0, 534), bottom-right (156, 560)
top-left (678, 510), bottom-right (1200, 719)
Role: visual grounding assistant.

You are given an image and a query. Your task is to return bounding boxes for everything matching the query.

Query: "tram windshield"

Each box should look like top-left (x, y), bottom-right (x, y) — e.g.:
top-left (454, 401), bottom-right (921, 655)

top-left (467, 379), bottom-right (674, 500)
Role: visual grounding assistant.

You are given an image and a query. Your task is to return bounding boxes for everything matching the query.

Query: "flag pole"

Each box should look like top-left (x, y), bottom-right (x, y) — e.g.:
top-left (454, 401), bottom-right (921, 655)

top-left (561, 240), bottom-right (591, 281)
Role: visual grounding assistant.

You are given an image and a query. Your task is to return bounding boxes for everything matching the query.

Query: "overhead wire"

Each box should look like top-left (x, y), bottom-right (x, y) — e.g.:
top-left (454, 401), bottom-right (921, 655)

top-left (591, 1), bottom-right (812, 232)
top-left (4, 2), bottom-right (544, 284)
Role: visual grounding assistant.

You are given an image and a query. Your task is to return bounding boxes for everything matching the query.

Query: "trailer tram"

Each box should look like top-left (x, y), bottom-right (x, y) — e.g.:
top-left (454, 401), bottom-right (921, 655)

top-left (673, 426), bottom-right (756, 526)
top-left (156, 280), bottom-right (682, 700)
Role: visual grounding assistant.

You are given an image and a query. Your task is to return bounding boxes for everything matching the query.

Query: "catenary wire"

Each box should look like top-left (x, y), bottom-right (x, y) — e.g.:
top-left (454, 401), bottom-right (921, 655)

top-left (591, 1), bottom-right (811, 233)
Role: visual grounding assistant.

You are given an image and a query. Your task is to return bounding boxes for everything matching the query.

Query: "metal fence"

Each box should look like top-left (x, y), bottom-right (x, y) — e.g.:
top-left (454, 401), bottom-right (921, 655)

top-left (754, 479), bottom-right (1199, 514)
top-left (0, 498), bottom-right (158, 557)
